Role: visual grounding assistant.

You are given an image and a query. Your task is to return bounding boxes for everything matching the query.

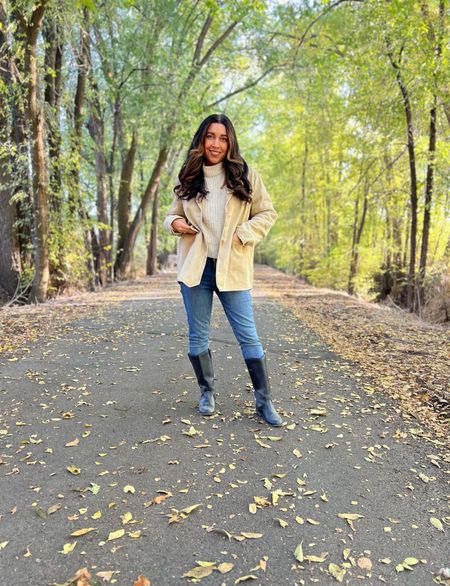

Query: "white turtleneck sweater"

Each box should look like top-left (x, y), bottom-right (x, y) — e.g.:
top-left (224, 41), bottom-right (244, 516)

top-left (202, 162), bottom-right (228, 259)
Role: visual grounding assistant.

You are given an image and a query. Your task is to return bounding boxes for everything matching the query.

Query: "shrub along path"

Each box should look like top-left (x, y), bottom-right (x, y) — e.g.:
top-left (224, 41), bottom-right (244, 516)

top-left (0, 267), bottom-right (448, 586)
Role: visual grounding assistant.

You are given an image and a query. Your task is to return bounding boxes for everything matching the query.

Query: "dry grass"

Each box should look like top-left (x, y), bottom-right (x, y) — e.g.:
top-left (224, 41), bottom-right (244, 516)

top-left (254, 266), bottom-right (449, 444)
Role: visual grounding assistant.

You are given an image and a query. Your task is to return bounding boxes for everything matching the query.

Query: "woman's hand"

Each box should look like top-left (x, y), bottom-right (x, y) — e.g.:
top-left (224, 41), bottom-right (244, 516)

top-left (232, 232), bottom-right (243, 244)
top-left (171, 218), bottom-right (199, 235)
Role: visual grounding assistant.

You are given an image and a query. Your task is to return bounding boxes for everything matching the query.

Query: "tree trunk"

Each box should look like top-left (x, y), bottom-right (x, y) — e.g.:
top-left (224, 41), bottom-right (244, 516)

top-left (147, 185), bottom-right (160, 276)
top-left (44, 16), bottom-right (63, 209)
top-left (69, 10), bottom-right (89, 216)
top-left (348, 192), bottom-right (360, 295)
top-left (443, 88), bottom-right (450, 127)
top-left (6, 3), bottom-right (34, 279)
top-left (417, 0), bottom-right (445, 308)
top-left (386, 38), bottom-right (418, 310)
top-left (69, 8), bottom-right (96, 289)
top-left (417, 97), bottom-right (437, 304)
top-left (0, 174), bottom-right (21, 299)
top-left (348, 172), bottom-right (369, 295)
top-left (117, 131), bottom-right (137, 257)
top-left (92, 106), bottom-right (109, 286)
top-left (115, 147), bottom-right (169, 280)
top-left (106, 92), bottom-right (124, 281)
top-left (0, 2), bottom-right (21, 297)
top-left (383, 152), bottom-right (403, 271)
top-left (43, 15), bottom-right (68, 293)
top-left (20, 1), bottom-right (50, 303)
top-left (87, 76), bottom-right (110, 286)
top-left (298, 140), bottom-right (308, 273)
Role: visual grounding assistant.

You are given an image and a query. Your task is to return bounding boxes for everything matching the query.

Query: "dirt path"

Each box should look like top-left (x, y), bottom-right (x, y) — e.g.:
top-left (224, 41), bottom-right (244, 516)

top-left (0, 267), bottom-right (448, 586)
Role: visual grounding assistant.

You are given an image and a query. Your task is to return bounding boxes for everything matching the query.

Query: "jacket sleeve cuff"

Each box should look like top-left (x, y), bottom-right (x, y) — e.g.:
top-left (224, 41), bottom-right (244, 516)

top-left (235, 225), bottom-right (250, 245)
top-left (163, 215), bottom-right (184, 236)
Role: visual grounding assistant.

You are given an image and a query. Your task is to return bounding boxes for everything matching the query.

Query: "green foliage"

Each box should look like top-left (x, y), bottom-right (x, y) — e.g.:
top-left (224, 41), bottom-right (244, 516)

top-left (3, 0), bottom-right (448, 311)
top-left (224, 0), bottom-right (449, 305)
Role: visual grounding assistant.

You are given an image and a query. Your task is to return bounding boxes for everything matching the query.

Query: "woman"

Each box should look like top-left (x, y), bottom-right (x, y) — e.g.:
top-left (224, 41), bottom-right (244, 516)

top-left (164, 113), bottom-right (282, 426)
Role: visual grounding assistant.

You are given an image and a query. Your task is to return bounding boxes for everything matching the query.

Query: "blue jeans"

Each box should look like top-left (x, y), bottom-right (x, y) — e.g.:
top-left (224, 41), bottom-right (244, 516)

top-left (180, 258), bottom-right (264, 360)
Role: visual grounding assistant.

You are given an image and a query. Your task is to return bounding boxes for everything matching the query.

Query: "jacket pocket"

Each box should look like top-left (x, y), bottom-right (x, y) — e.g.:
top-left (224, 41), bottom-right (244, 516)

top-left (227, 240), bottom-right (254, 288)
top-left (231, 238), bottom-right (245, 253)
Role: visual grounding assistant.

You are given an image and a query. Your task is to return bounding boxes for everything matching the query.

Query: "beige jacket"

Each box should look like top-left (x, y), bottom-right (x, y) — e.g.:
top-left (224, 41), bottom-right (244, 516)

top-left (163, 167), bottom-right (277, 291)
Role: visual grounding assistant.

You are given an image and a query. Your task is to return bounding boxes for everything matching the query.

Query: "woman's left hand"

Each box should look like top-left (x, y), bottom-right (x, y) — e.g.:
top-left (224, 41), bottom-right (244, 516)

top-left (232, 232), bottom-right (242, 244)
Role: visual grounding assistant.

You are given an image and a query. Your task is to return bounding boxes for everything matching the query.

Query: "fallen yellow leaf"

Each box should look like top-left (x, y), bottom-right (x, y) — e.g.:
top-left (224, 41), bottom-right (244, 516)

top-left (217, 562), bottom-right (234, 574)
top-left (234, 575), bottom-right (257, 584)
top-left (183, 566), bottom-right (214, 579)
top-left (107, 529), bottom-right (125, 541)
top-left (121, 512), bottom-right (133, 525)
top-left (60, 541), bottom-right (77, 554)
top-left (337, 513), bottom-right (364, 520)
top-left (329, 562), bottom-right (346, 582)
top-left (430, 517), bottom-right (445, 532)
top-left (294, 542), bottom-right (304, 562)
top-left (305, 553), bottom-right (328, 563)
top-left (70, 527), bottom-right (97, 537)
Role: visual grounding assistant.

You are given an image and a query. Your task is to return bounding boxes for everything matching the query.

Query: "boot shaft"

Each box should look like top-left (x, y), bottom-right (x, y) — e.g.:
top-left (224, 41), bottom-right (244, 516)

top-left (188, 350), bottom-right (215, 393)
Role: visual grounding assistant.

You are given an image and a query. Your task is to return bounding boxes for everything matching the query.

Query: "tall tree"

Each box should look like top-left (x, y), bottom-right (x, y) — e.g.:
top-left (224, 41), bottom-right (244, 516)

top-left (385, 37), bottom-right (418, 310)
top-left (0, 1), bottom-right (21, 298)
top-left (418, 0), bottom-right (446, 306)
top-left (15, 0), bottom-right (50, 302)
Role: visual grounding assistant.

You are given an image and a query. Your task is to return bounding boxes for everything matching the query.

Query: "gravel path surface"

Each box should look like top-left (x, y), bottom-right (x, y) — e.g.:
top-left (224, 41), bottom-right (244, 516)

top-left (0, 269), bottom-right (448, 586)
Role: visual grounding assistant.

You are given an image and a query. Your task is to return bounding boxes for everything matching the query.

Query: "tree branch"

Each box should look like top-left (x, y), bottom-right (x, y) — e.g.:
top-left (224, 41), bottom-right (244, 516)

top-left (193, 12), bottom-right (212, 64)
top-left (293, 0), bottom-right (365, 59)
top-left (204, 64), bottom-right (288, 109)
top-left (199, 20), bottom-right (239, 67)
top-left (30, 0), bottom-right (49, 31)
top-left (118, 67), bottom-right (150, 90)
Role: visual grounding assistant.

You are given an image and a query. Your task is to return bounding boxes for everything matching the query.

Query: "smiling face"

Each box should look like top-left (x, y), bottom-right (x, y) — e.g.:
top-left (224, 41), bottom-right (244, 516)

top-left (203, 123), bottom-right (229, 166)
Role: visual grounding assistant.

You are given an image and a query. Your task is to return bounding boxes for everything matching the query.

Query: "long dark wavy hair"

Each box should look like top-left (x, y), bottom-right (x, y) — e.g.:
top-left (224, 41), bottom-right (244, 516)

top-left (174, 114), bottom-right (252, 203)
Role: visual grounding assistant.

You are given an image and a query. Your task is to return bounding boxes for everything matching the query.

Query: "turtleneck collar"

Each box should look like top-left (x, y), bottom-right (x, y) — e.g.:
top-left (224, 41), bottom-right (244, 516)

top-left (203, 161), bottom-right (224, 177)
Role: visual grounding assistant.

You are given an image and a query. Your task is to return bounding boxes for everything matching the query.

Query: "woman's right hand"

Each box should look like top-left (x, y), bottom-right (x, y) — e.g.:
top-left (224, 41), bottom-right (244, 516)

top-left (171, 218), bottom-right (199, 235)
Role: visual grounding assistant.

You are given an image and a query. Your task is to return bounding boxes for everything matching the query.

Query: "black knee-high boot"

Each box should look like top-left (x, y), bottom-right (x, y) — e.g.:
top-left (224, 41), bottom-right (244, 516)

top-left (188, 350), bottom-right (215, 415)
top-left (245, 355), bottom-right (283, 427)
